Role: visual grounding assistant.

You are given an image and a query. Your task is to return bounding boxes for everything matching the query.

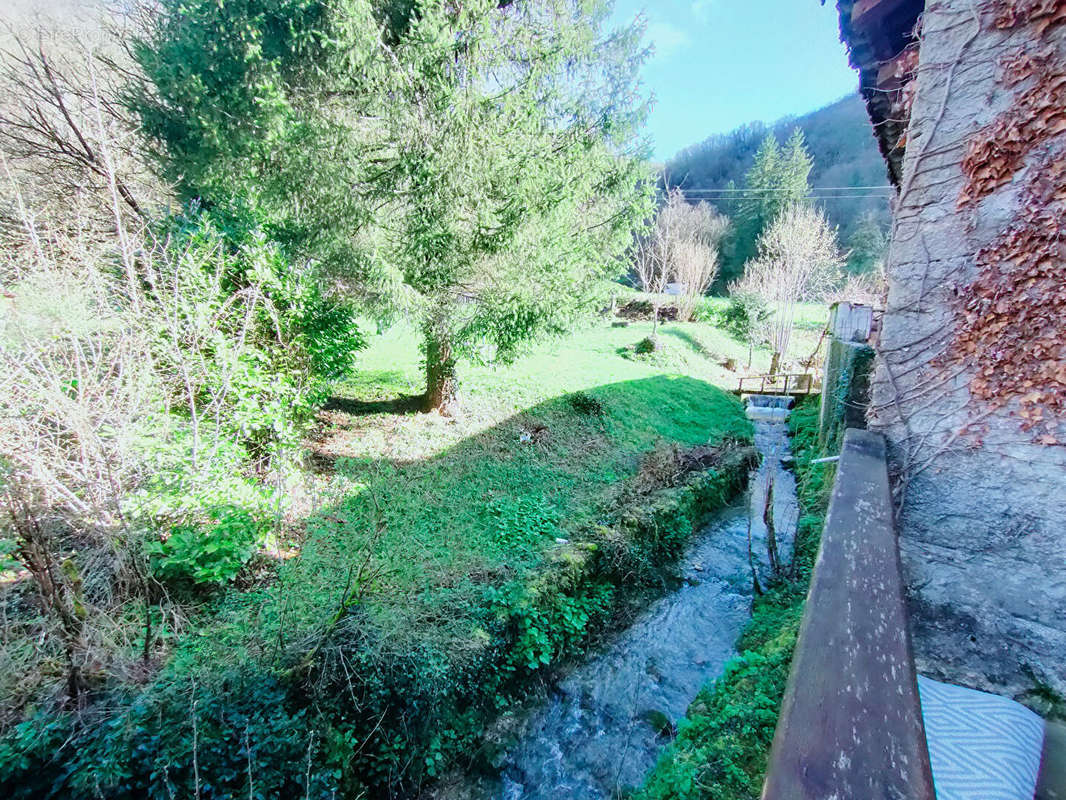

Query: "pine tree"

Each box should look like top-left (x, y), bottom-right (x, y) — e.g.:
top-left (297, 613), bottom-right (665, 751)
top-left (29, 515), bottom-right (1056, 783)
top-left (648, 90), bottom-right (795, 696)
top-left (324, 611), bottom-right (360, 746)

top-left (742, 135), bottom-right (782, 223)
top-left (722, 128), bottom-right (813, 287)
top-left (130, 0), bottom-right (653, 416)
top-left (844, 211), bottom-right (888, 274)
top-left (379, 0), bottom-right (652, 414)
top-left (780, 128), bottom-right (814, 203)
top-left (129, 0), bottom-right (390, 279)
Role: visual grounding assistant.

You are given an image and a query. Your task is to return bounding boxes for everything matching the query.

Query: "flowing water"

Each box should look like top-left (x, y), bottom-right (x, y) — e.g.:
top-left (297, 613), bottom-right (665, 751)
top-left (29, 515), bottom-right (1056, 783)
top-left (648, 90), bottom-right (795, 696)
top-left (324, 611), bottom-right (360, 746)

top-left (433, 397), bottom-right (799, 800)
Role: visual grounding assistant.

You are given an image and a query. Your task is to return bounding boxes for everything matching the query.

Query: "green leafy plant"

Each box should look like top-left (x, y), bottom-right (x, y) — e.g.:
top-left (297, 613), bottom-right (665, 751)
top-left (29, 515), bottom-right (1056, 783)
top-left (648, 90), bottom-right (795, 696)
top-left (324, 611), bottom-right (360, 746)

top-left (487, 496), bottom-right (560, 548)
top-left (690, 297), bottom-right (721, 323)
top-left (0, 539), bottom-right (19, 573)
top-left (634, 336), bottom-right (661, 355)
top-left (145, 506), bottom-right (262, 585)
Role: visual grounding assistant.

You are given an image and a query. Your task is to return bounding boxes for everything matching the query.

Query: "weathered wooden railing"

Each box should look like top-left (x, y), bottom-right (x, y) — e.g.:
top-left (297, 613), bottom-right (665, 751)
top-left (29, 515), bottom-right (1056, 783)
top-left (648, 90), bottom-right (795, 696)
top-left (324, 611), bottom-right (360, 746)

top-left (735, 372), bottom-right (816, 396)
top-left (762, 429), bottom-right (936, 799)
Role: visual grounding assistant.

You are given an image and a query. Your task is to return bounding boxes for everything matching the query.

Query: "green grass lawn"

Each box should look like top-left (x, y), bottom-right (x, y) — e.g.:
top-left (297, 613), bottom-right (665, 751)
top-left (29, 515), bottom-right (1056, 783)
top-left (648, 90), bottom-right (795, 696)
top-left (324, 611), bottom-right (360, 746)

top-left (267, 315), bottom-right (764, 640)
top-left (336, 305), bottom-right (826, 425)
top-left (273, 309), bottom-right (828, 641)
top-left (142, 312), bottom-right (778, 794)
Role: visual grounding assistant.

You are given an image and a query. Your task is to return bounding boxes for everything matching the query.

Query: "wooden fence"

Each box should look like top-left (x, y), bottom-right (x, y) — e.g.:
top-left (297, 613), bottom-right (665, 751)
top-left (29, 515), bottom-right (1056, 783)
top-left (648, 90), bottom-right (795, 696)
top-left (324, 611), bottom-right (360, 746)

top-left (735, 372), bottom-right (816, 396)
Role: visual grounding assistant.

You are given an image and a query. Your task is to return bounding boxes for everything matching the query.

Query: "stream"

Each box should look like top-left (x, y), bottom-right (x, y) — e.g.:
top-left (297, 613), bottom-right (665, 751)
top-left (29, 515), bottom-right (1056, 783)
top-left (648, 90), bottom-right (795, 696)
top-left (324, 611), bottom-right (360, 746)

top-left (434, 396), bottom-right (799, 800)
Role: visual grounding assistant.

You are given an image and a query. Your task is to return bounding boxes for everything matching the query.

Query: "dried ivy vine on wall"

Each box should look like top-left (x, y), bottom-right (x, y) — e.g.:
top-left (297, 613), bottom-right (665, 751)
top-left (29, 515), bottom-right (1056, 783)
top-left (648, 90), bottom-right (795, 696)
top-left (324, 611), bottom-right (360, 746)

top-left (991, 0), bottom-right (1066, 33)
top-left (957, 51), bottom-right (1066, 206)
top-left (946, 0), bottom-right (1066, 441)
top-left (888, 46), bottom-right (923, 152)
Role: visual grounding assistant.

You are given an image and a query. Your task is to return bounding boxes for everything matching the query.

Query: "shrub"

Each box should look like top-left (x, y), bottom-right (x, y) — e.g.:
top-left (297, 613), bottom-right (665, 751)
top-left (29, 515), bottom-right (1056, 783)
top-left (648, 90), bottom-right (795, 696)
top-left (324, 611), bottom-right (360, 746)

top-left (150, 204), bottom-right (364, 461)
top-left (689, 297), bottom-right (719, 323)
top-left (124, 204), bottom-right (366, 584)
top-left (0, 180), bottom-right (364, 716)
top-left (568, 391), bottom-right (605, 417)
top-left (0, 668), bottom-right (344, 800)
top-left (634, 336), bottom-right (661, 355)
top-left (719, 293), bottom-right (770, 342)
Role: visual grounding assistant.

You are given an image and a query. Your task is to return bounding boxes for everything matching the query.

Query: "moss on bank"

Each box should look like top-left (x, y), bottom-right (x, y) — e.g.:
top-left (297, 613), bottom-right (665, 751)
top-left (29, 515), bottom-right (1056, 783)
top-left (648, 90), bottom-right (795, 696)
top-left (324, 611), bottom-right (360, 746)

top-left (633, 396), bottom-right (830, 800)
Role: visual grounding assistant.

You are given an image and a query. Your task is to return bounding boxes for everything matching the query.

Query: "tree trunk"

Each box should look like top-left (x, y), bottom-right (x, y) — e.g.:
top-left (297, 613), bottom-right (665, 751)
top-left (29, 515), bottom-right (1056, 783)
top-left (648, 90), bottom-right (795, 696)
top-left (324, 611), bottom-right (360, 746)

top-left (769, 350), bottom-right (781, 377)
top-left (424, 331), bottom-right (460, 416)
top-left (5, 490), bottom-right (86, 703)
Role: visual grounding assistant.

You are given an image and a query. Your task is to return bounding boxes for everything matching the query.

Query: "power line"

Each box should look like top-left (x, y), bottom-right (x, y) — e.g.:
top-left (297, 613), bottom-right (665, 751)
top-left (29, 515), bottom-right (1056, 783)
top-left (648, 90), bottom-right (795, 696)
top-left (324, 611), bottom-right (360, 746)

top-left (681, 195), bottom-right (894, 201)
top-left (674, 184), bottom-right (894, 192)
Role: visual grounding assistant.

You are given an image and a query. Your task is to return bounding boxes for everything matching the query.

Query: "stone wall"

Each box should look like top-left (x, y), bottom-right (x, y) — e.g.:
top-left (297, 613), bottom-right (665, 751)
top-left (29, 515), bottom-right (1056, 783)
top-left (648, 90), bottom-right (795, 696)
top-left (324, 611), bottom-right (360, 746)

top-left (871, 0), bottom-right (1066, 713)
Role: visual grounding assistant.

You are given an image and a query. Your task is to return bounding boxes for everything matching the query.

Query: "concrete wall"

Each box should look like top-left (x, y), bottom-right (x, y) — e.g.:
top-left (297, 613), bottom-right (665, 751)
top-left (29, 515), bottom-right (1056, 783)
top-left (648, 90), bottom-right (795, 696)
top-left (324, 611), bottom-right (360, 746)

top-left (820, 303), bottom-right (875, 452)
top-left (871, 0), bottom-right (1066, 712)
top-left (820, 340), bottom-right (874, 449)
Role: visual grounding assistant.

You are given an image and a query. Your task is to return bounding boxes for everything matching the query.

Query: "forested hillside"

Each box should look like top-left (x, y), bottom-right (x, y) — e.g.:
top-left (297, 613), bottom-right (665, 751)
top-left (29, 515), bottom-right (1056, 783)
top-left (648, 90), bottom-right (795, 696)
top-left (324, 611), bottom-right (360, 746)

top-left (665, 93), bottom-right (891, 269)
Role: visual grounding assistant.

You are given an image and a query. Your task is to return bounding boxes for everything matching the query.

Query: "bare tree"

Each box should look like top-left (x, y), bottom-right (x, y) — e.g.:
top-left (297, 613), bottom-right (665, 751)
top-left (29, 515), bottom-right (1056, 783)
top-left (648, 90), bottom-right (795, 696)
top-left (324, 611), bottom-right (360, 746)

top-left (634, 198), bottom-right (673, 340)
top-left (824, 268), bottom-right (884, 308)
top-left (673, 238), bottom-right (719, 322)
top-left (634, 188), bottom-right (729, 335)
top-left (734, 203), bottom-right (841, 375)
top-left (0, 22), bottom-right (155, 221)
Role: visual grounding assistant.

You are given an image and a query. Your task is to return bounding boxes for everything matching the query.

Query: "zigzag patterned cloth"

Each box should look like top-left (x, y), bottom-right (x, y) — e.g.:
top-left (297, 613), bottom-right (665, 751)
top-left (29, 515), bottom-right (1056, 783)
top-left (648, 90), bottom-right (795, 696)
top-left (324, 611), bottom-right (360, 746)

top-left (919, 675), bottom-right (1045, 800)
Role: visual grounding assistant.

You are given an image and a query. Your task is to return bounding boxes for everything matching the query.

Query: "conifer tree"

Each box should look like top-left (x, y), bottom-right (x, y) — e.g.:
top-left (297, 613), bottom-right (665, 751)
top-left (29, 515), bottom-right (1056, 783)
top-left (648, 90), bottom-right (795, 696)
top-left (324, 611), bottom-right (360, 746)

top-left (130, 0), bottom-right (653, 416)
top-left (723, 128), bottom-right (812, 287)
top-left (780, 128), bottom-right (815, 201)
top-left (844, 211), bottom-right (888, 274)
top-left (376, 0), bottom-right (652, 414)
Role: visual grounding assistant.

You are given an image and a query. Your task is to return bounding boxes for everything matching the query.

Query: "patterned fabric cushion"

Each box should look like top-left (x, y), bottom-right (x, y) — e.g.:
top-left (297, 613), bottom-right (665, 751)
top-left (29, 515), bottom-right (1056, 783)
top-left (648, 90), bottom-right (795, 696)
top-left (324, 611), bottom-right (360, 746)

top-left (919, 675), bottom-right (1045, 800)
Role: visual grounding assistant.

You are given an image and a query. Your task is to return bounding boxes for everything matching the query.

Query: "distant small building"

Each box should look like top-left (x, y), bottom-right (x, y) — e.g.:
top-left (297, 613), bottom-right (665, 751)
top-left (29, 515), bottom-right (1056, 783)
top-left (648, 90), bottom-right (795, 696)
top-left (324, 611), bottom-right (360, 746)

top-left (837, 0), bottom-right (1066, 711)
top-left (664, 281), bottom-right (687, 296)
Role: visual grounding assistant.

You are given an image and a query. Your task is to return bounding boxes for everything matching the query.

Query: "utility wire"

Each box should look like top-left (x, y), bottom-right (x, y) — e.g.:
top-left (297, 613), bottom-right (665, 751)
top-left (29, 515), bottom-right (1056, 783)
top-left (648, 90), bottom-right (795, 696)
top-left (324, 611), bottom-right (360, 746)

top-left (683, 195), bottom-right (894, 201)
top-left (675, 185), bottom-right (894, 192)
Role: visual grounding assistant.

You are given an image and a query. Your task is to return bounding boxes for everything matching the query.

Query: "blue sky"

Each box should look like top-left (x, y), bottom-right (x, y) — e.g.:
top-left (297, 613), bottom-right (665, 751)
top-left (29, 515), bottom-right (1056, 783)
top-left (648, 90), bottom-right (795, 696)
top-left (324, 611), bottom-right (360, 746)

top-left (609, 0), bottom-right (861, 160)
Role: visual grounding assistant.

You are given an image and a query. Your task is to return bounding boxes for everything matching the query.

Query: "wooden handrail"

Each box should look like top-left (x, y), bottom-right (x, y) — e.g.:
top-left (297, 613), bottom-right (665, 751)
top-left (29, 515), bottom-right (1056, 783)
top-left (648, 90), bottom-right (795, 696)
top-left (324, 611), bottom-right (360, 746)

top-left (762, 429), bottom-right (935, 800)
top-left (736, 373), bottom-right (815, 395)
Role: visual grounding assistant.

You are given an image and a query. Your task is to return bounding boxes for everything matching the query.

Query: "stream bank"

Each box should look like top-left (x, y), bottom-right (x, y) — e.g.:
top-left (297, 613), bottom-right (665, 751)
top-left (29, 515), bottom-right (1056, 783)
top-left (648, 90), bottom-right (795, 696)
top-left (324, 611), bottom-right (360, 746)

top-left (634, 395), bottom-right (828, 800)
top-left (432, 396), bottom-right (800, 800)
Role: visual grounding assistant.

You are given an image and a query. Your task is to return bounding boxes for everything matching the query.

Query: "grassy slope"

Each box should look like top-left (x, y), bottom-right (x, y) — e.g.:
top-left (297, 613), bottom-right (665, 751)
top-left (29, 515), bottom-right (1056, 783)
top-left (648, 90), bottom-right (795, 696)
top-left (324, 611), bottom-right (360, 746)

top-left (165, 316), bottom-right (775, 792)
top-left (288, 309), bottom-right (825, 630)
top-left (1, 309), bottom-right (829, 798)
top-left (227, 314), bottom-right (780, 652)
